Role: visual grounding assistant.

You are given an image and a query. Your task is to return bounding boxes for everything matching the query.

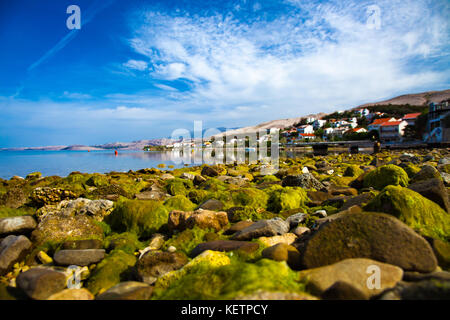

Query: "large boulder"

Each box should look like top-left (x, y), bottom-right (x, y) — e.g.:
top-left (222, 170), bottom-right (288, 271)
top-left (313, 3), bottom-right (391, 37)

top-left (363, 165), bottom-right (409, 190)
top-left (299, 258), bottom-right (403, 298)
top-left (16, 267), bottom-right (67, 300)
top-left (190, 240), bottom-right (259, 257)
top-left (0, 216), bottom-right (37, 236)
top-left (0, 235), bottom-right (32, 276)
top-left (408, 178), bottom-right (450, 213)
top-left (299, 212), bottom-right (437, 273)
top-left (231, 218), bottom-right (290, 241)
top-left (136, 251), bottom-right (188, 285)
top-left (364, 185), bottom-right (450, 239)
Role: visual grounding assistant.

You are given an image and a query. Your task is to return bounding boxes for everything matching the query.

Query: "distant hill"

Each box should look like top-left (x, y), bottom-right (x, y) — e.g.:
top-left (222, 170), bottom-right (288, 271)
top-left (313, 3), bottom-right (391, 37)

top-left (356, 89), bottom-right (450, 108)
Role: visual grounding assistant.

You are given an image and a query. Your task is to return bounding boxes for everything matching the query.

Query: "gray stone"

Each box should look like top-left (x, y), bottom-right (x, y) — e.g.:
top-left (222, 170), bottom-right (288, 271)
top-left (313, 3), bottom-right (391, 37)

top-left (282, 173), bottom-right (325, 190)
top-left (0, 216), bottom-right (37, 236)
top-left (231, 218), bottom-right (290, 241)
top-left (0, 235), bottom-right (32, 276)
top-left (53, 249), bottom-right (105, 266)
top-left (16, 267), bottom-right (67, 300)
top-left (198, 199), bottom-right (224, 211)
top-left (286, 213), bottom-right (307, 228)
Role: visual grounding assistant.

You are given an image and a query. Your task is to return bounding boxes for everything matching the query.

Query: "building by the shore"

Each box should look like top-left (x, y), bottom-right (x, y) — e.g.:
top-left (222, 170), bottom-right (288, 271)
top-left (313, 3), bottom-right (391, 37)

top-left (426, 100), bottom-right (450, 143)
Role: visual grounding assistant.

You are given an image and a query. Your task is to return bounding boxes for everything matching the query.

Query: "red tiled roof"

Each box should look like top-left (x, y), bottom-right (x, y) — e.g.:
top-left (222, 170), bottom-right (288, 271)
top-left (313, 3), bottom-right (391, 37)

top-left (403, 113), bottom-right (421, 120)
top-left (300, 133), bottom-right (315, 137)
top-left (371, 118), bottom-right (393, 125)
top-left (380, 121), bottom-right (403, 126)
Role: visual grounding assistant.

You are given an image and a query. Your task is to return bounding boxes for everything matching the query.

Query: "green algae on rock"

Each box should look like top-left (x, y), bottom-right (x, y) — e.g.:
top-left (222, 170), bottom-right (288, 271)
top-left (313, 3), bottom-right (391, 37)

top-left (164, 195), bottom-right (197, 212)
top-left (363, 164), bottom-right (409, 190)
top-left (103, 232), bottom-right (145, 254)
top-left (86, 249), bottom-right (137, 295)
top-left (267, 186), bottom-right (309, 213)
top-left (153, 254), bottom-right (306, 300)
top-left (364, 185), bottom-right (450, 240)
top-left (106, 198), bottom-right (169, 238)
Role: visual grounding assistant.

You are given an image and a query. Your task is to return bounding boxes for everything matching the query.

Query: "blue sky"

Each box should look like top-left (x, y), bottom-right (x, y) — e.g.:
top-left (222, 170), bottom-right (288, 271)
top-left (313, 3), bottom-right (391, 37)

top-left (0, 0), bottom-right (449, 147)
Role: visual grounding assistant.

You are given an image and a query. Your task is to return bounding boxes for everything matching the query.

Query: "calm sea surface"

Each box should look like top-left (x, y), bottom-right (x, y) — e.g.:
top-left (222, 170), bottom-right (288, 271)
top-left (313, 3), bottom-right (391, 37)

top-left (0, 150), bottom-right (193, 179)
top-left (0, 148), bottom-right (369, 179)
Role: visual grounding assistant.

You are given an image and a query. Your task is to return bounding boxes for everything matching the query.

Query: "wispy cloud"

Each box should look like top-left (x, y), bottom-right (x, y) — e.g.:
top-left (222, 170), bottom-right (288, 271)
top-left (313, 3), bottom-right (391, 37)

top-left (126, 0), bottom-right (449, 119)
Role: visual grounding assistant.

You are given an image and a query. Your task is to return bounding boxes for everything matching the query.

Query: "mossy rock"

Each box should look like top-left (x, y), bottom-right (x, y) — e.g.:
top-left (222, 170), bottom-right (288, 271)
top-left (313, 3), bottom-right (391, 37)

top-left (31, 215), bottom-right (105, 245)
top-left (228, 207), bottom-right (275, 222)
top-left (364, 185), bottom-right (450, 240)
top-left (257, 175), bottom-right (280, 183)
top-left (0, 206), bottom-right (35, 219)
top-left (163, 226), bottom-right (218, 256)
top-left (86, 249), bottom-right (137, 295)
top-left (343, 165), bottom-right (364, 178)
top-left (187, 190), bottom-right (210, 204)
top-left (165, 178), bottom-right (193, 196)
top-left (164, 195), bottom-right (197, 212)
top-left (198, 178), bottom-right (229, 192)
top-left (104, 232), bottom-right (145, 254)
top-left (152, 256), bottom-right (306, 300)
top-left (363, 164), bottom-right (409, 190)
top-left (300, 212), bottom-right (437, 273)
top-left (229, 188), bottom-right (269, 209)
top-left (401, 163), bottom-right (421, 178)
top-left (267, 187), bottom-right (309, 213)
top-left (106, 198), bottom-right (169, 238)
top-left (86, 174), bottom-right (110, 187)
top-left (26, 172), bottom-right (42, 180)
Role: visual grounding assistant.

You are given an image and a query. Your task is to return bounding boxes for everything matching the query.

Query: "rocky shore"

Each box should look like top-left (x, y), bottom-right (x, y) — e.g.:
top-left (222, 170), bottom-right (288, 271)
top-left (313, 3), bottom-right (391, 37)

top-left (0, 149), bottom-right (449, 300)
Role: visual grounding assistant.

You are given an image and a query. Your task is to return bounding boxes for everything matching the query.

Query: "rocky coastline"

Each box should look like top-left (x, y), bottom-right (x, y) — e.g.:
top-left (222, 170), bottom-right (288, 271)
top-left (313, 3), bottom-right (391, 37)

top-left (0, 148), bottom-right (449, 300)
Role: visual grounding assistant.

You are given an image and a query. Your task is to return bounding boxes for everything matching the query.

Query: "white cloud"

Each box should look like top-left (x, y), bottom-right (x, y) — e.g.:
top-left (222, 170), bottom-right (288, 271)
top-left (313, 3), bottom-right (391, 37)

top-left (123, 59), bottom-right (148, 71)
top-left (125, 0), bottom-right (449, 122)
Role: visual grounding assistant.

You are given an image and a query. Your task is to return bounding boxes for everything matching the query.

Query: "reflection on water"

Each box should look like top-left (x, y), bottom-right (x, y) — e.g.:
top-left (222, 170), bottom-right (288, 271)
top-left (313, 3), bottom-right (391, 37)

top-left (0, 147), bottom-right (372, 179)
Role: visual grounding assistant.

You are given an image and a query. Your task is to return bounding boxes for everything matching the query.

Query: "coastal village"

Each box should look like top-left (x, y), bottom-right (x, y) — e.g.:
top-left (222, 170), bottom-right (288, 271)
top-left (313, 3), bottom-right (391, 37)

top-left (162, 100), bottom-right (450, 150)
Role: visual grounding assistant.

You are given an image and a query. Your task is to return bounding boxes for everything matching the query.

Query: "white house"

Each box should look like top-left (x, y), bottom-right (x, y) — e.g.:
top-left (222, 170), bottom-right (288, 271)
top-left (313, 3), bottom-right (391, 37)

top-left (379, 120), bottom-right (408, 142)
top-left (324, 127), bottom-right (334, 135)
top-left (312, 119), bottom-right (327, 129)
top-left (367, 118), bottom-right (397, 132)
top-left (297, 125), bottom-right (314, 134)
